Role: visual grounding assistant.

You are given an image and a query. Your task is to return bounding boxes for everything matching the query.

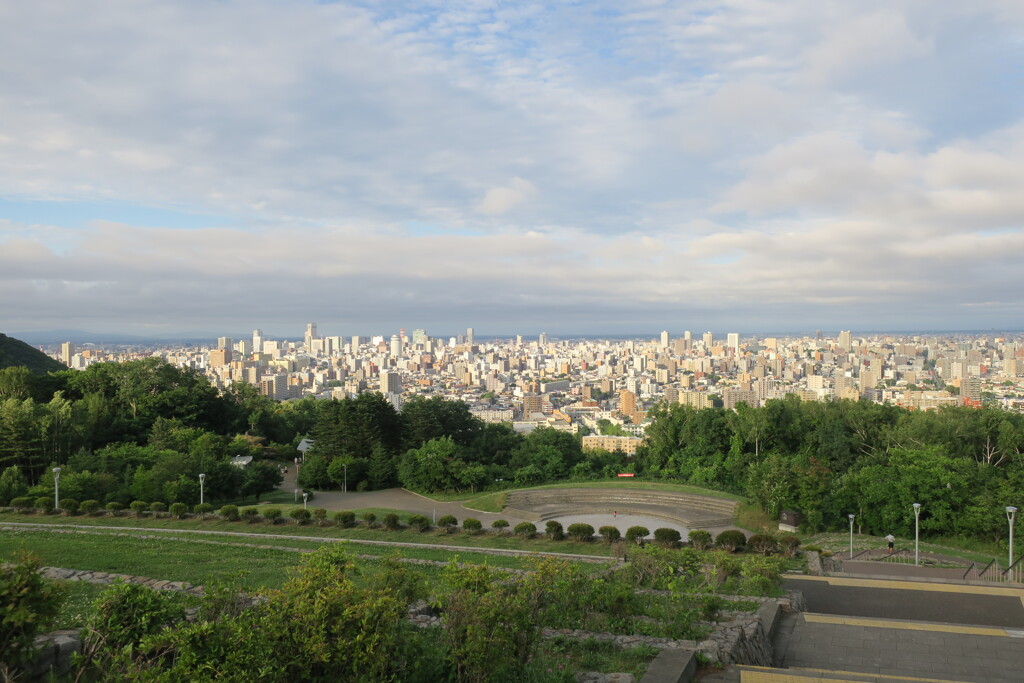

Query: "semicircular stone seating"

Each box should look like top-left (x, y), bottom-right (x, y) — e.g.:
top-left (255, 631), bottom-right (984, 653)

top-left (503, 488), bottom-right (737, 529)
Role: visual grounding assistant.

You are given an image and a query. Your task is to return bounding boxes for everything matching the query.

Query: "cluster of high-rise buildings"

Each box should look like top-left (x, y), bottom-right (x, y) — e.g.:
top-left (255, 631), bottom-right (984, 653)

top-left (50, 326), bottom-right (1024, 448)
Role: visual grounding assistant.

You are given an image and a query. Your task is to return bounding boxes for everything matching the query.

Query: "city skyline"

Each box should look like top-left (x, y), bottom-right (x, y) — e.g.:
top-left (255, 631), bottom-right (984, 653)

top-left (2, 2), bottom-right (1024, 336)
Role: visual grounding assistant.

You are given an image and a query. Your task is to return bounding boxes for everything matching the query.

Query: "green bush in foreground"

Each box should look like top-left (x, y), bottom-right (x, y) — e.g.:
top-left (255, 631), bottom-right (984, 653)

top-left (514, 522), bottom-right (537, 538)
top-left (381, 512), bottom-right (400, 530)
top-left (34, 496), bottom-right (53, 513)
top-left (59, 498), bottom-right (80, 515)
top-left (334, 510), bottom-right (355, 527)
top-left (653, 528), bottom-right (681, 548)
top-left (219, 504), bottom-right (240, 521)
top-left (545, 520), bottom-right (565, 540)
top-left (715, 530), bottom-right (746, 552)
top-left (688, 529), bottom-right (713, 550)
top-left (437, 515), bottom-right (458, 533)
top-left (567, 523), bottom-right (594, 542)
top-left (263, 508), bottom-right (283, 524)
top-left (194, 503), bottom-right (214, 517)
top-left (408, 514), bottom-right (431, 532)
top-left (240, 507), bottom-right (260, 523)
top-left (129, 500), bottom-right (149, 517)
top-left (80, 499), bottom-right (101, 515)
top-left (462, 517), bottom-right (483, 534)
top-left (290, 507), bottom-right (311, 524)
top-left (625, 526), bottom-right (649, 545)
top-left (599, 526), bottom-right (621, 543)
top-left (491, 519), bottom-right (509, 533)
top-left (149, 501), bottom-right (166, 516)
top-left (361, 511), bottom-right (377, 527)
top-left (167, 502), bottom-right (187, 519)
top-left (0, 552), bottom-right (65, 674)
top-left (105, 501), bottom-right (124, 516)
top-left (10, 496), bottom-right (34, 512)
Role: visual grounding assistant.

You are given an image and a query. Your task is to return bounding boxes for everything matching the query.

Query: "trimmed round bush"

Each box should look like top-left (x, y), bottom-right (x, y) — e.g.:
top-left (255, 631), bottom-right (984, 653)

top-left (312, 508), bottom-right (328, 525)
top-left (408, 514), bottom-right (431, 532)
top-left (290, 507), bottom-right (312, 524)
top-left (382, 512), bottom-right (401, 530)
top-left (514, 521), bottom-right (537, 538)
top-left (149, 501), bottom-right (166, 516)
top-left (462, 518), bottom-right (482, 534)
top-left (625, 526), bottom-right (649, 545)
top-left (168, 502), bottom-right (187, 518)
top-left (779, 535), bottom-right (801, 557)
top-left (240, 507), bottom-right (260, 523)
top-left (361, 511), bottom-right (377, 527)
top-left (653, 528), bottom-right (681, 548)
top-left (567, 523), bottom-right (595, 542)
top-left (598, 526), bottom-right (621, 543)
top-left (333, 510), bottom-right (355, 527)
top-left (262, 507), bottom-right (283, 524)
top-left (219, 504), bottom-right (240, 521)
top-left (80, 499), bottom-right (101, 515)
top-left (545, 520), bottom-right (565, 540)
top-left (194, 503), bottom-right (214, 517)
top-left (688, 529), bottom-right (713, 550)
top-left (11, 496), bottom-right (34, 513)
top-left (105, 501), bottom-right (124, 516)
top-left (491, 519), bottom-right (509, 533)
top-left (437, 515), bottom-right (458, 533)
top-left (59, 498), bottom-right (79, 515)
top-left (747, 533), bottom-right (779, 555)
top-left (715, 529), bottom-right (747, 552)
top-left (35, 496), bottom-right (53, 513)
top-left (129, 501), bottom-right (149, 517)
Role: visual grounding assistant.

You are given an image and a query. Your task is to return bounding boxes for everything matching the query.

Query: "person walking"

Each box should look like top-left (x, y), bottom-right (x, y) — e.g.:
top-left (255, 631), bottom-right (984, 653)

top-left (885, 533), bottom-right (896, 554)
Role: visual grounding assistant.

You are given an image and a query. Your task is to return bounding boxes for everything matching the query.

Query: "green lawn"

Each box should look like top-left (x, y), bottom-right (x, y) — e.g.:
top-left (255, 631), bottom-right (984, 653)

top-left (0, 511), bottom-right (618, 558)
top-left (804, 531), bottom-right (1002, 565)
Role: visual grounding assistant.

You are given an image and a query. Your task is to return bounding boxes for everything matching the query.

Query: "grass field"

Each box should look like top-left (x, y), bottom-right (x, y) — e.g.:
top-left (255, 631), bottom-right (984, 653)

top-left (0, 511), bottom-right (620, 557)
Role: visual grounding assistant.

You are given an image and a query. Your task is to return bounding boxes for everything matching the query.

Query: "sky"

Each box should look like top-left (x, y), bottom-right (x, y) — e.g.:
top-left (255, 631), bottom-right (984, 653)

top-left (2, 0), bottom-right (1024, 340)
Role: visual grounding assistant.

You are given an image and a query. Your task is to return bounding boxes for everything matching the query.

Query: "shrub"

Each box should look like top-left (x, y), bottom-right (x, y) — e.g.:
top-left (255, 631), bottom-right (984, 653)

top-left (625, 526), bottom-right (649, 545)
top-left (85, 581), bottom-right (186, 657)
top-left (715, 530), bottom-right (747, 552)
top-left (149, 501), bottom-right (166, 516)
top-left (0, 552), bottom-right (65, 672)
top-left (491, 519), bottom-right (509, 533)
top-left (105, 501), bottom-right (124, 516)
top-left (168, 502), bottom-right (188, 518)
top-left (313, 508), bottom-right (328, 525)
top-left (11, 496), bottom-right (34, 512)
top-left (545, 520), bottom-right (564, 540)
top-left (567, 523), bottom-right (595, 542)
top-left (598, 526), bottom-right (621, 543)
top-left (35, 496), bottom-right (53, 513)
top-left (779, 535), bottom-right (801, 557)
top-left (382, 512), bottom-right (401, 530)
top-left (408, 514), bottom-right (432, 532)
top-left (290, 507), bottom-right (312, 524)
top-left (688, 529), bottom-right (713, 550)
top-left (80, 499), bottom-right (101, 515)
top-left (240, 507), bottom-right (260, 523)
top-left (747, 533), bottom-right (778, 556)
top-left (653, 528), bottom-right (681, 548)
top-left (514, 522), bottom-right (537, 538)
top-left (59, 498), bottom-right (80, 515)
top-left (361, 511), bottom-right (377, 527)
top-left (462, 518), bottom-right (483, 534)
top-left (263, 507), bottom-right (283, 524)
top-left (334, 510), bottom-right (355, 527)
top-left (194, 503), bottom-right (214, 518)
top-left (801, 544), bottom-right (822, 553)
top-left (437, 515), bottom-right (458, 533)
top-left (219, 504), bottom-right (240, 521)
top-left (129, 501), bottom-right (149, 517)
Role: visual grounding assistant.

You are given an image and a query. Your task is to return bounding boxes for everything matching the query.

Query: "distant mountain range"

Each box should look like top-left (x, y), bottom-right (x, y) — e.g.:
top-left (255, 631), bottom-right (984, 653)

top-left (0, 332), bottom-right (66, 374)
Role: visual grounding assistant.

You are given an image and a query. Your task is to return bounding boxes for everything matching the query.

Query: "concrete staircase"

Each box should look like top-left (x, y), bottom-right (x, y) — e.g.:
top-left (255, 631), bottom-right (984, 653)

top-left (504, 488), bottom-right (738, 529)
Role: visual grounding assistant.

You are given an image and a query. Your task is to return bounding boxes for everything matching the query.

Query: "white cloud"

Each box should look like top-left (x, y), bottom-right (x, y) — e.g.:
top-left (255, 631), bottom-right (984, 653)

top-left (476, 177), bottom-right (537, 214)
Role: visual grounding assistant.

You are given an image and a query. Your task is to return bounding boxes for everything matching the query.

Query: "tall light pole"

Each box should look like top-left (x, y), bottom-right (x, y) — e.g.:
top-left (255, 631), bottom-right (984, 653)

top-left (1007, 506), bottom-right (1018, 568)
top-left (53, 467), bottom-right (61, 511)
top-left (343, 464), bottom-right (348, 494)
top-left (913, 503), bottom-right (922, 565)
top-left (303, 492), bottom-right (308, 510)
top-left (848, 514), bottom-right (855, 559)
top-left (199, 473), bottom-right (206, 506)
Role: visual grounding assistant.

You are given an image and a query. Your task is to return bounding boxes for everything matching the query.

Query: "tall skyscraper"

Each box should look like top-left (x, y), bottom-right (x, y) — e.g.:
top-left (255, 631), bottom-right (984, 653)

top-left (466, 327), bottom-right (475, 345)
top-left (660, 330), bottom-right (670, 348)
top-left (412, 329), bottom-right (428, 347)
top-left (60, 341), bottom-right (75, 366)
top-left (217, 336), bottom-right (233, 350)
top-left (252, 329), bottom-right (263, 354)
top-left (390, 334), bottom-right (403, 357)
top-left (538, 332), bottom-right (549, 347)
top-left (727, 332), bottom-right (739, 355)
top-left (839, 330), bottom-right (852, 350)
top-left (702, 331), bottom-right (714, 349)
top-left (304, 323), bottom-right (318, 348)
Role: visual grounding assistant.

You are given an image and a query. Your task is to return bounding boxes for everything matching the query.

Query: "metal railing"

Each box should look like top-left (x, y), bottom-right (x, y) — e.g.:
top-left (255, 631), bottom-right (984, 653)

top-left (962, 555), bottom-right (1024, 584)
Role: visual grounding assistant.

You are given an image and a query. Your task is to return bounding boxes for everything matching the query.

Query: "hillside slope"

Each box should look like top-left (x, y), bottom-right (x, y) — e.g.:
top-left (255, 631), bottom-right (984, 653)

top-left (0, 332), bottom-right (66, 374)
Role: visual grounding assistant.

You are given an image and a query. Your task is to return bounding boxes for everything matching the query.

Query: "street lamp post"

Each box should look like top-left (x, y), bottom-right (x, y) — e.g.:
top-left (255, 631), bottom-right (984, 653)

top-left (343, 464), bottom-right (348, 494)
top-left (199, 473), bottom-right (206, 506)
top-left (913, 503), bottom-right (922, 566)
top-left (53, 467), bottom-right (61, 511)
top-left (294, 488), bottom-right (299, 503)
top-left (303, 492), bottom-right (308, 510)
top-left (1007, 506), bottom-right (1018, 568)
top-left (848, 514), bottom-right (855, 559)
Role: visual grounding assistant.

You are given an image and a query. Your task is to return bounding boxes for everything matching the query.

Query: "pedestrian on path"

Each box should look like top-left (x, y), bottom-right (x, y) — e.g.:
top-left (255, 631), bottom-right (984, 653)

top-left (885, 533), bottom-right (895, 554)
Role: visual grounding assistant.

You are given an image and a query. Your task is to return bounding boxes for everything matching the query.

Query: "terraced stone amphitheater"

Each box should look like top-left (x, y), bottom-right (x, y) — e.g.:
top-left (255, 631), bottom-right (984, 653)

top-left (502, 488), bottom-right (738, 529)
